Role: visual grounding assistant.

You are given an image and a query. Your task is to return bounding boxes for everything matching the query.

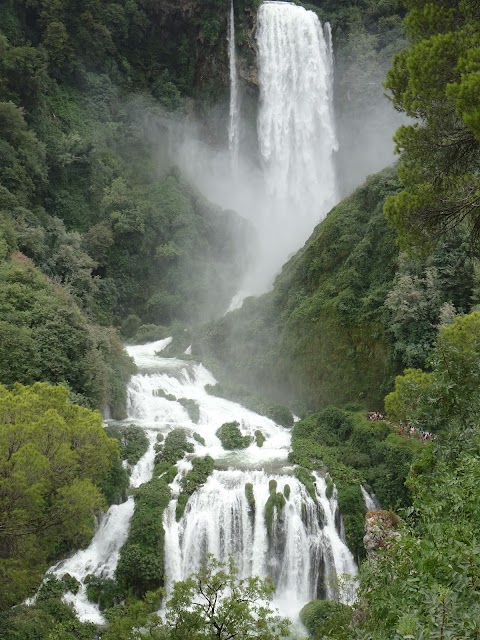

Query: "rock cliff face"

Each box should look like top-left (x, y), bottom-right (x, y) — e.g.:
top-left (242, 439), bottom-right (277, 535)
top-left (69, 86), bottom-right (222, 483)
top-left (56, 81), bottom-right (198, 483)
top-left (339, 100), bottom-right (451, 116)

top-left (364, 510), bottom-right (401, 558)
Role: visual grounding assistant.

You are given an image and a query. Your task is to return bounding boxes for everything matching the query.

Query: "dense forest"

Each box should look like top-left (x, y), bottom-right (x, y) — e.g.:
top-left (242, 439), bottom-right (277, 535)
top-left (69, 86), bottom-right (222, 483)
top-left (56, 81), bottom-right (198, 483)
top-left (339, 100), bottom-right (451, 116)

top-left (1, 0), bottom-right (480, 638)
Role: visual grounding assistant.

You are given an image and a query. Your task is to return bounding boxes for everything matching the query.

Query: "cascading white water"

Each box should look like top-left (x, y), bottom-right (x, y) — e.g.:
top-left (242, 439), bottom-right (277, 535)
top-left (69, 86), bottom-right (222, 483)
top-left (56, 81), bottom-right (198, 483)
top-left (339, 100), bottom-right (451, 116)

top-left (164, 469), bottom-right (356, 619)
top-left (257, 2), bottom-right (337, 244)
top-left (228, 2), bottom-right (339, 305)
top-left (228, 0), bottom-right (240, 168)
top-left (44, 340), bottom-right (356, 623)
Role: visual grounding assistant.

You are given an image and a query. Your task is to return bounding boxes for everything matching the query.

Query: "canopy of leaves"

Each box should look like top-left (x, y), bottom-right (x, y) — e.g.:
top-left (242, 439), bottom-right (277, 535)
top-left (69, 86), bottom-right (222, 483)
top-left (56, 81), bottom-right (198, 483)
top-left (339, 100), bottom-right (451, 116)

top-left (384, 0), bottom-right (480, 245)
top-left (165, 556), bottom-right (291, 640)
top-left (0, 383), bottom-right (120, 609)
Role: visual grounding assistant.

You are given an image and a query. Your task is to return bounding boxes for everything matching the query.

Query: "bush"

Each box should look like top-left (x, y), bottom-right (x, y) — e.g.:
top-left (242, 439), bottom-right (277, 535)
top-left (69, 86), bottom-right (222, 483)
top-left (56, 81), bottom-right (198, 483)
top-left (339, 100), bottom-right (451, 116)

top-left (299, 600), bottom-right (353, 640)
top-left (255, 430), bottom-right (266, 447)
top-left (155, 429), bottom-right (194, 465)
top-left (131, 324), bottom-right (169, 345)
top-left (105, 425), bottom-right (150, 465)
top-left (193, 432), bottom-right (206, 446)
top-left (178, 398), bottom-right (200, 423)
top-left (216, 421), bottom-right (252, 450)
top-left (85, 576), bottom-right (124, 611)
top-left (176, 456), bottom-right (214, 520)
top-left (266, 405), bottom-right (294, 428)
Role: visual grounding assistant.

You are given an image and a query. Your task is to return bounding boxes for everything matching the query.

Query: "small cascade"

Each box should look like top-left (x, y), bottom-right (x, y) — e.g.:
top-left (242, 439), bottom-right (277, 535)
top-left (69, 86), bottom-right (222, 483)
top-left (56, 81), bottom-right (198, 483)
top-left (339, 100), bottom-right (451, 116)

top-left (228, 0), bottom-right (240, 169)
top-left (361, 485), bottom-right (380, 511)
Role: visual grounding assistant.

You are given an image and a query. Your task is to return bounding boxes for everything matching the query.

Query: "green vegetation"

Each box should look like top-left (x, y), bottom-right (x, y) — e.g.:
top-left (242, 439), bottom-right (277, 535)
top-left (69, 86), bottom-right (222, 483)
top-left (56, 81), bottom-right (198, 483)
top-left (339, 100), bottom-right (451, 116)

top-left (0, 576), bottom-right (96, 639)
top-left (0, 383), bottom-right (120, 609)
top-left (255, 430), bottom-right (266, 447)
top-left (85, 576), bottom-right (124, 612)
top-left (176, 455), bottom-right (215, 520)
top-left (290, 407), bottom-right (422, 560)
top-left (153, 389), bottom-right (177, 402)
top-left (0, 257), bottom-right (136, 417)
top-left (115, 477), bottom-right (171, 597)
top-left (386, 312), bottom-right (480, 431)
top-left (216, 421), bottom-right (253, 450)
top-left (193, 432), bottom-right (206, 446)
top-left (245, 483), bottom-right (256, 511)
top-left (384, 0), bottom-right (480, 248)
top-left (165, 556), bottom-right (290, 640)
top-left (154, 429), bottom-right (194, 467)
top-left (105, 425), bottom-right (150, 465)
top-left (265, 480), bottom-right (287, 537)
top-left (178, 398), bottom-right (201, 424)
top-left (300, 600), bottom-right (353, 640)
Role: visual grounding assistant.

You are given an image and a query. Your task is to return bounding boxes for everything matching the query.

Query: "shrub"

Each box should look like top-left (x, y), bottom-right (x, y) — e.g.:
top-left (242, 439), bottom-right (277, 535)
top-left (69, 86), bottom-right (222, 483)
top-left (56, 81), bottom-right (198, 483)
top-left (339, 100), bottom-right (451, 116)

top-left (176, 456), bottom-right (214, 520)
top-left (178, 398), bottom-right (200, 423)
top-left (105, 425), bottom-right (149, 465)
top-left (216, 421), bottom-right (252, 450)
top-left (299, 600), bottom-right (353, 640)
top-left (155, 429), bottom-right (194, 465)
top-left (193, 432), bottom-right (206, 446)
top-left (255, 430), bottom-right (266, 447)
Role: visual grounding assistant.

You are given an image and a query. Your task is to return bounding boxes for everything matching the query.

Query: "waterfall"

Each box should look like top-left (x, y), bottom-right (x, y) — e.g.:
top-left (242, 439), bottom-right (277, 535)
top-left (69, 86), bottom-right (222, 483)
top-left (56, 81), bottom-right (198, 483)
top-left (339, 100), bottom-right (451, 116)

top-left (164, 469), bottom-right (356, 619)
top-left (228, 0), bottom-right (240, 168)
top-left (254, 1), bottom-right (338, 287)
top-left (43, 340), bottom-right (356, 623)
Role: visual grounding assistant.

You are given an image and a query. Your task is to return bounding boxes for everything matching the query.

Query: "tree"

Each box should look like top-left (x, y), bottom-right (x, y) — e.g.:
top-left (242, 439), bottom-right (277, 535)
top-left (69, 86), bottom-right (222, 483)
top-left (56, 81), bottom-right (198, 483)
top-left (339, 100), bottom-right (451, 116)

top-left (165, 556), bottom-right (291, 640)
top-left (386, 311), bottom-right (480, 431)
top-left (384, 0), bottom-right (480, 246)
top-left (0, 382), bottom-right (120, 609)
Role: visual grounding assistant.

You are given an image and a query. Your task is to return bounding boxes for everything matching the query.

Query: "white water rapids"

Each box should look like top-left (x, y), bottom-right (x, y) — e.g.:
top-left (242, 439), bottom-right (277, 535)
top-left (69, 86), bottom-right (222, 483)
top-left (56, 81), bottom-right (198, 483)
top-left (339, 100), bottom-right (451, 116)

top-left (48, 339), bottom-right (356, 624)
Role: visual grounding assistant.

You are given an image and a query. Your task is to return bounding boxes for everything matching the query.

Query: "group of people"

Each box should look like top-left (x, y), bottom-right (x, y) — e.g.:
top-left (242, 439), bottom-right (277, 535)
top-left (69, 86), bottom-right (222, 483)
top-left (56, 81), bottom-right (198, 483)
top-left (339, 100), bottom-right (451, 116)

top-left (398, 423), bottom-right (437, 443)
top-left (367, 411), bottom-right (385, 421)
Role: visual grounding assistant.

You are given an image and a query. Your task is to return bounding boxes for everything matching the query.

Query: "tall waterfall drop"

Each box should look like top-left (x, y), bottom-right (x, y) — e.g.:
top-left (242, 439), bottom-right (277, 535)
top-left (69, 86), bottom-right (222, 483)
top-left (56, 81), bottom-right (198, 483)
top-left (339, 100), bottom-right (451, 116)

top-left (255, 1), bottom-right (338, 281)
top-left (228, 0), bottom-right (240, 168)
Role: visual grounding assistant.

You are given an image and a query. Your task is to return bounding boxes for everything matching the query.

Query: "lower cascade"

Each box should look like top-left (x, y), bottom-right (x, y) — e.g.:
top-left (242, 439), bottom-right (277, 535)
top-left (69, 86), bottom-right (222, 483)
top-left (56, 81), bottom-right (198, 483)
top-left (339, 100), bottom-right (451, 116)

top-left (49, 340), bottom-right (357, 623)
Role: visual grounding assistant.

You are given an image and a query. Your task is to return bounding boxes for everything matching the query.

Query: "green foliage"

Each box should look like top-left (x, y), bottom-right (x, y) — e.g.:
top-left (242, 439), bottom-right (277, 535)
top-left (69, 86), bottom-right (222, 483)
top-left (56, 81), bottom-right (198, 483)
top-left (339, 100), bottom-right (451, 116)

top-left (196, 169), bottom-right (402, 410)
top-left (165, 556), bottom-right (291, 640)
top-left (178, 398), bottom-right (200, 424)
top-left (265, 482), bottom-right (286, 537)
top-left (176, 456), bottom-right (215, 520)
top-left (193, 432), bottom-right (206, 446)
top-left (0, 383), bottom-right (119, 609)
top-left (100, 455), bottom-right (130, 506)
top-left (384, 0), bottom-right (480, 246)
top-left (245, 483), bottom-right (255, 511)
top-left (294, 468), bottom-right (318, 502)
top-left (386, 311), bottom-right (480, 432)
top-left (105, 424), bottom-right (150, 465)
top-left (354, 424), bottom-right (480, 639)
top-left (155, 429), bottom-right (194, 466)
top-left (299, 599), bottom-right (353, 640)
top-left (290, 408), bottom-right (421, 559)
top-left (255, 430), bottom-right (266, 447)
top-left (0, 257), bottom-right (135, 418)
top-left (216, 421), bottom-right (253, 450)
top-left (116, 477), bottom-right (171, 596)
top-left (85, 576), bottom-right (124, 611)
top-left (0, 575), bottom-right (96, 639)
